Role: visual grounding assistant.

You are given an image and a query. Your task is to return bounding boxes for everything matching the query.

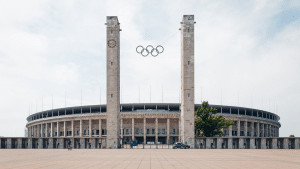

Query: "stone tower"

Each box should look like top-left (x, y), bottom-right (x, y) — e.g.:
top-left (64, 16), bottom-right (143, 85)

top-left (180, 15), bottom-right (195, 148)
top-left (106, 16), bottom-right (120, 149)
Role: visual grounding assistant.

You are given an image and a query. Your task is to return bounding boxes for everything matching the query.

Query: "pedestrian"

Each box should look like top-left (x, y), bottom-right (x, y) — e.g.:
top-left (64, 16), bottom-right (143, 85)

top-left (68, 140), bottom-right (72, 151)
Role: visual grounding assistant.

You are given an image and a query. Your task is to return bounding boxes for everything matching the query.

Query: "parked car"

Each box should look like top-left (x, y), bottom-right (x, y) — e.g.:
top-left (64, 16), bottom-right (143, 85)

top-left (173, 142), bottom-right (190, 149)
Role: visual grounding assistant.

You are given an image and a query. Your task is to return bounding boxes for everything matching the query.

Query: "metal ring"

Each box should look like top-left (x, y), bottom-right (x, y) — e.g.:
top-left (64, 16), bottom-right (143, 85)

top-left (136, 45), bottom-right (164, 57)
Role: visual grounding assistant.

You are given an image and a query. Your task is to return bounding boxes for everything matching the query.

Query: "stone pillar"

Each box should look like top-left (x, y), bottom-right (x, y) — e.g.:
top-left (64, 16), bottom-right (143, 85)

top-left (256, 122), bottom-right (260, 137)
top-left (265, 124), bottom-right (268, 137)
top-left (71, 120), bottom-right (74, 137)
top-left (144, 118), bottom-right (146, 144)
top-left (262, 123), bottom-right (264, 137)
top-left (64, 121), bottom-right (66, 137)
top-left (99, 119), bottom-right (102, 137)
top-left (37, 125), bottom-right (40, 137)
top-left (229, 125), bottom-right (232, 137)
top-left (80, 138), bottom-right (85, 149)
top-left (261, 138), bottom-right (266, 149)
top-left (106, 16), bottom-right (121, 149)
top-left (57, 122), bottom-right (59, 137)
top-left (48, 138), bottom-right (53, 149)
top-left (206, 138), bottom-right (212, 149)
top-left (89, 119), bottom-right (92, 138)
top-left (132, 118), bottom-right (135, 141)
top-left (28, 138), bottom-right (32, 149)
top-left (50, 122), bottom-right (53, 137)
top-left (7, 138), bottom-right (12, 149)
top-left (80, 120), bottom-right (83, 137)
top-left (237, 120), bottom-right (240, 136)
top-left (71, 138), bottom-right (74, 149)
top-left (91, 138), bottom-right (96, 149)
top-left (272, 138), bottom-right (277, 149)
top-left (58, 138), bottom-right (64, 149)
top-left (120, 118), bottom-right (123, 139)
top-left (41, 124), bottom-right (44, 137)
top-left (180, 15), bottom-right (195, 148)
top-left (295, 138), bottom-right (299, 149)
top-left (228, 138), bottom-right (232, 149)
top-left (45, 123), bottom-right (48, 137)
top-left (250, 138), bottom-right (255, 149)
top-left (251, 122), bottom-right (254, 137)
top-left (283, 138), bottom-right (289, 149)
top-left (167, 118), bottom-right (170, 144)
top-left (155, 118), bottom-right (158, 144)
top-left (38, 138), bottom-right (43, 149)
top-left (239, 138), bottom-right (244, 149)
top-left (217, 138), bottom-right (222, 149)
top-left (268, 124), bottom-right (271, 137)
top-left (17, 138), bottom-right (22, 149)
top-left (244, 121), bottom-right (247, 137)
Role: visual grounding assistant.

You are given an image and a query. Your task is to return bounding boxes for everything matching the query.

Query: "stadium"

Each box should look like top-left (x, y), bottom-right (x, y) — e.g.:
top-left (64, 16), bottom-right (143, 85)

top-left (1, 15), bottom-right (299, 150)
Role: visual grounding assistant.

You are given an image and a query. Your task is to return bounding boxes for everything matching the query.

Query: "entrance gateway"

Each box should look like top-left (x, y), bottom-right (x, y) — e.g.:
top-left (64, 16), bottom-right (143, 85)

top-left (105, 15), bottom-right (196, 148)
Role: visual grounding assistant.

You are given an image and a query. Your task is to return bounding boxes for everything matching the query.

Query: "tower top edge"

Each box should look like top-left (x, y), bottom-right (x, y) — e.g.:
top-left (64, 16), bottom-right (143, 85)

top-left (106, 16), bottom-right (119, 23)
top-left (182, 15), bottom-right (194, 22)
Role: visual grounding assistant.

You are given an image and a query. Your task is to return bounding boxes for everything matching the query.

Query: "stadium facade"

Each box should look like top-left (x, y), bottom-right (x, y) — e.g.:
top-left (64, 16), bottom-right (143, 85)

top-left (1, 15), bottom-right (299, 150)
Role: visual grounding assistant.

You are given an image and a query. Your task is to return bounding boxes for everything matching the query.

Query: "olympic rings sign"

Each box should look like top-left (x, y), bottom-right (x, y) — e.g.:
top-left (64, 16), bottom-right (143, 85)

top-left (136, 45), bottom-right (164, 57)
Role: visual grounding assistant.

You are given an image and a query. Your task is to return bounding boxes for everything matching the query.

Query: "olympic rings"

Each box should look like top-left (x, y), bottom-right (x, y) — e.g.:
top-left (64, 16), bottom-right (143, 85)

top-left (136, 45), bottom-right (164, 57)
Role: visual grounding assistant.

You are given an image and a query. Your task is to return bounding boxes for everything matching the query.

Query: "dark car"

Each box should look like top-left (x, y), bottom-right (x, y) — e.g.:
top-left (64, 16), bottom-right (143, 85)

top-left (173, 142), bottom-right (190, 149)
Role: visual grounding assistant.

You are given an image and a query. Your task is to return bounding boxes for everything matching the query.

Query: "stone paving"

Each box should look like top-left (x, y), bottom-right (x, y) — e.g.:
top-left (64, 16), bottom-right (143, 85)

top-left (0, 149), bottom-right (299, 169)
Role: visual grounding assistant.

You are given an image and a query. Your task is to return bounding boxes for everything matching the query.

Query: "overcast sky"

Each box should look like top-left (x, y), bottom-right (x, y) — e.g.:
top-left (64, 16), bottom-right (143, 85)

top-left (0, 0), bottom-right (299, 137)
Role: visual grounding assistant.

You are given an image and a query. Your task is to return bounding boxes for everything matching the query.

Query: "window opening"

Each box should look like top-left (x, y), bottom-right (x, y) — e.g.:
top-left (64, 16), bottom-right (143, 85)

top-left (188, 61), bottom-right (190, 65)
top-left (111, 30), bottom-right (113, 34)
top-left (188, 93), bottom-right (190, 97)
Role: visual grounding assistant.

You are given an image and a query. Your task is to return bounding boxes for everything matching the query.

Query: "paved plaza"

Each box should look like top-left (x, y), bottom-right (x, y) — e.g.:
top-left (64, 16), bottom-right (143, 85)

top-left (0, 149), bottom-right (299, 169)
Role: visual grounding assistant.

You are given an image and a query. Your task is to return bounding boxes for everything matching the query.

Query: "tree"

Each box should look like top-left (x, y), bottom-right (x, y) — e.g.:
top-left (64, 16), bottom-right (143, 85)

top-left (195, 101), bottom-right (234, 137)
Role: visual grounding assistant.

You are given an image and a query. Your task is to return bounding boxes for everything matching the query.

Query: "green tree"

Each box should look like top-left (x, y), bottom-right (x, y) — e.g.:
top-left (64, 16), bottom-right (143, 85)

top-left (195, 101), bottom-right (234, 137)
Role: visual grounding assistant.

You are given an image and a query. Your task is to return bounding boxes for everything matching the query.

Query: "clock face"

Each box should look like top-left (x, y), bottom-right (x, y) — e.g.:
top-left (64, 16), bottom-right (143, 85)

top-left (107, 39), bottom-right (116, 48)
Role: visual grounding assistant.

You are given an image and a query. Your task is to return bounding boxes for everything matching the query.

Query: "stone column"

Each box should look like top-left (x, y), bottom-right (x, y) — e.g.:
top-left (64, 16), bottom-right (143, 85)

top-left (41, 124), bottom-right (44, 137)
top-left (244, 120), bottom-right (247, 137)
top-left (237, 120), bottom-right (240, 136)
top-left (206, 138), bottom-right (212, 149)
top-left (80, 138), bottom-right (85, 149)
top-left (57, 122), bottom-right (59, 137)
top-left (256, 122), bottom-right (260, 137)
top-left (58, 138), bottom-right (64, 149)
top-left (229, 125), bottom-right (232, 137)
top-left (50, 123), bottom-right (53, 137)
top-left (261, 123), bottom-right (264, 137)
top-left (7, 139), bottom-right (12, 149)
top-left (261, 138), bottom-right (266, 149)
top-left (295, 138), bottom-right (299, 149)
top-left (144, 118), bottom-right (146, 144)
top-left (64, 121), bottom-right (66, 137)
top-left (167, 118), bottom-right (170, 144)
top-left (45, 123), bottom-right (48, 137)
top-left (71, 138), bottom-right (74, 149)
top-left (250, 138), bottom-right (255, 149)
top-left (28, 138), bottom-right (32, 149)
top-left (89, 119), bottom-right (92, 138)
top-left (48, 138), bottom-right (52, 149)
top-left (268, 124), bottom-right (270, 137)
top-left (251, 122), bottom-right (254, 137)
top-left (272, 138), bottom-right (277, 149)
top-left (120, 118), bottom-right (123, 139)
top-left (265, 124), bottom-right (268, 137)
top-left (17, 138), bottom-right (22, 149)
top-left (239, 138), bottom-right (244, 149)
top-left (37, 125), bottom-right (40, 137)
top-left (38, 138), bottom-right (43, 149)
top-left (228, 138), bottom-right (232, 149)
top-left (99, 119), bottom-right (102, 137)
top-left (155, 118), bottom-right (158, 144)
top-left (91, 138), bottom-right (96, 149)
top-left (132, 118), bottom-right (135, 141)
top-left (71, 120), bottom-right (74, 137)
top-left (217, 138), bottom-right (222, 149)
top-left (283, 138), bottom-right (289, 149)
top-left (80, 120), bottom-right (83, 137)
